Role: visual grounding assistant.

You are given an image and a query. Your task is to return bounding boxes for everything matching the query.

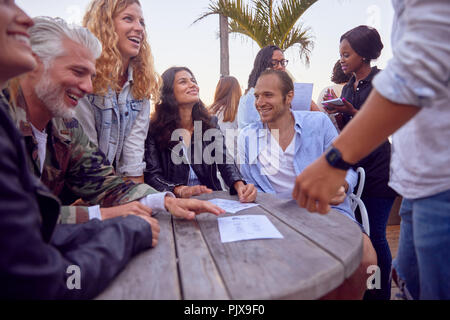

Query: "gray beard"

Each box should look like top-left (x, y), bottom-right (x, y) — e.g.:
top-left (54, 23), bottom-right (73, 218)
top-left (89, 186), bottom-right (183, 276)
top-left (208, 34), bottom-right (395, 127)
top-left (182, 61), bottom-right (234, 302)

top-left (34, 72), bottom-right (76, 119)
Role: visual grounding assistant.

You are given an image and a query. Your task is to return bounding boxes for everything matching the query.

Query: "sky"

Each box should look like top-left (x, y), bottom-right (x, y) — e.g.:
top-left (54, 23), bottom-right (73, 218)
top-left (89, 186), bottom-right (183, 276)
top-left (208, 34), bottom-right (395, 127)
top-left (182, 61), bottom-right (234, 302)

top-left (17, 0), bottom-right (395, 105)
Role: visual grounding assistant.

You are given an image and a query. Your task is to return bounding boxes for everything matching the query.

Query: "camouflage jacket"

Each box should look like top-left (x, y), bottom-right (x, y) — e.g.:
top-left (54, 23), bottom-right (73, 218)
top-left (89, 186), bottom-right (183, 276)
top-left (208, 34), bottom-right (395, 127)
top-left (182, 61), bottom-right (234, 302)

top-left (13, 89), bottom-right (157, 224)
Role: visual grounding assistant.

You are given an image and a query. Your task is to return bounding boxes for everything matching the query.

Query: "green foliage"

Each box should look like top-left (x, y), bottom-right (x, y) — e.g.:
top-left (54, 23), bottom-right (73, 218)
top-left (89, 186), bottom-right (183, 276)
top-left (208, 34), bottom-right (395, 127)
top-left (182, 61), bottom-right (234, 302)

top-left (194, 0), bottom-right (318, 65)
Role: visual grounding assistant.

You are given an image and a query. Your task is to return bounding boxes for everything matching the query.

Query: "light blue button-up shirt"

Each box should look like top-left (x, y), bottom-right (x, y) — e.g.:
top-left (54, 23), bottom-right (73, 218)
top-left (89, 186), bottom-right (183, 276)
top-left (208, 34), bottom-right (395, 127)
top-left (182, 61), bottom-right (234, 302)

top-left (238, 111), bottom-right (358, 221)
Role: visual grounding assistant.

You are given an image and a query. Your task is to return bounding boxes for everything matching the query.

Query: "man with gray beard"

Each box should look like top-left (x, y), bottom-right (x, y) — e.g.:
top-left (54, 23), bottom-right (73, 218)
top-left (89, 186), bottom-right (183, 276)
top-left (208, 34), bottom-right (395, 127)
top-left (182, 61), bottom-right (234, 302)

top-left (9, 16), bottom-right (224, 225)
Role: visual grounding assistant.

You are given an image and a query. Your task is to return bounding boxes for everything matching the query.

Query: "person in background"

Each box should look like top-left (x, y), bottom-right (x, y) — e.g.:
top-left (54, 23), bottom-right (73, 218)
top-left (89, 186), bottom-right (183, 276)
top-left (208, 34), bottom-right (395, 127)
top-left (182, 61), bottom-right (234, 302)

top-left (238, 69), bottom-right (375, 299)
top-left (321, 25), bottom-right (397, 300)
top-left (75, 0), bottom-right (161, 184)
top-left (238, 45), bottom-right (319, 129)
top-left (209, 75), bottom-right (242, 162)
top-left (0, 0), bottom-right (159, 299)
top-left (293, 0), bottom-right (450, 300)
top-left (145, 67), bottom-right (257, 202)
top-left (316, 60), bottom-right (352, 132)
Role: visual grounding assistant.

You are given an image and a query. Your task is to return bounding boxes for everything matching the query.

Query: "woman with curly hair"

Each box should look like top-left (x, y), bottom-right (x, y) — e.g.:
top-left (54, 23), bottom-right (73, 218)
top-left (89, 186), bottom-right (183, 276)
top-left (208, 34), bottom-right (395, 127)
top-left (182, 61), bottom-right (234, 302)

top-left (75, 0), bottom-right (161, 183)
top-left (144, 67), bottom-right (257, 202)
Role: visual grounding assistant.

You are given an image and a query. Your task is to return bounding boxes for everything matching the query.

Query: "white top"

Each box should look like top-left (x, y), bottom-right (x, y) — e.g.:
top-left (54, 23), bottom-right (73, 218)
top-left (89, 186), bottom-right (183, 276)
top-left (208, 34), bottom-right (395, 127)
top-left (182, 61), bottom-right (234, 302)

top-left (182, 143), bottom-right (201, 186)
top-left (372, 0), bottom-right (450, 199)
top-left (30, 123), bottom-right (48, 175)
top-left (258, 133), bottom-right (297, 194)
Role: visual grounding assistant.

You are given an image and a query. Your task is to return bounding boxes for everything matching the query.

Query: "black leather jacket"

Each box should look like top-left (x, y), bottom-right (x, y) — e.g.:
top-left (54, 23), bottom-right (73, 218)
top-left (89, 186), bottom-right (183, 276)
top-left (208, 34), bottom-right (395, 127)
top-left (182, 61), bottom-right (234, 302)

top-left (144, 118), bottom-right (245, 195)
top-left (0, 94), bottom-right (152, 299)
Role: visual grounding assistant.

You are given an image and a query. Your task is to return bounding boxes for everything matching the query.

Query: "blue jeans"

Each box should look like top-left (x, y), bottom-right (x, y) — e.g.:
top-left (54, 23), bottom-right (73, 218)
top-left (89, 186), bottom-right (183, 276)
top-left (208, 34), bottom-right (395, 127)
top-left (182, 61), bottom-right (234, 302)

top-left (393, 189), bottom-right (450, 300)
top-left (360, 196), bottom-right (395, 300)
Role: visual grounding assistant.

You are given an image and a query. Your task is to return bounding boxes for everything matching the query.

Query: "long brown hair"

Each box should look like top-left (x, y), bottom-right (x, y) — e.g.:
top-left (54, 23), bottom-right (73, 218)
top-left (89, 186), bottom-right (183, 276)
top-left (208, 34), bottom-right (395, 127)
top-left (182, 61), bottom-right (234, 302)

top-left (209, 76), bottom-right (242, 123)
top-left (83, 0), bottom-right (161, 101)
top-left (149, 67), bottom-right (213, 150)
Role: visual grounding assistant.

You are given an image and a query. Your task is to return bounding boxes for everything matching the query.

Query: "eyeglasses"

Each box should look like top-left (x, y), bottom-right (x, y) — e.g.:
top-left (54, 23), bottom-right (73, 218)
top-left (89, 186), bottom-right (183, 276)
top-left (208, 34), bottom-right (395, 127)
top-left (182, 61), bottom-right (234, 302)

top-left (270, 59), bottom-right (289, 68)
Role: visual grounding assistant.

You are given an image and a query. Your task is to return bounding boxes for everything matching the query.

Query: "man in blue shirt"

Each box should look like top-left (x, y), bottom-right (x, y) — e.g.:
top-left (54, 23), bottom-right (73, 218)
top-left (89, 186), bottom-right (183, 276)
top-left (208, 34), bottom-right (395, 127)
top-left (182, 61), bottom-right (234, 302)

top-left (238, 69), bottom-right (376, 299)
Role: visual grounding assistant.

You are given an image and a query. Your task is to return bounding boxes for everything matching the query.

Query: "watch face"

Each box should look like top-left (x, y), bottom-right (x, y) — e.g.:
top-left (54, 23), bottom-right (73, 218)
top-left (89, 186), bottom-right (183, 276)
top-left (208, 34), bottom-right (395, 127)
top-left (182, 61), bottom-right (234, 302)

top-left (328, 152), bottom-right (339, 163)
top-left (326, 147), bottom-right (351, 170)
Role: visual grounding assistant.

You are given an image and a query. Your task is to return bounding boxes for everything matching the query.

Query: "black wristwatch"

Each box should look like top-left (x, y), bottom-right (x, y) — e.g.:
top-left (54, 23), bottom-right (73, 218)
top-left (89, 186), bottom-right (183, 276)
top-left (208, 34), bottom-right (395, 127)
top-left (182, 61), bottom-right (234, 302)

top-left (325, 146), bottom-right (354, 170)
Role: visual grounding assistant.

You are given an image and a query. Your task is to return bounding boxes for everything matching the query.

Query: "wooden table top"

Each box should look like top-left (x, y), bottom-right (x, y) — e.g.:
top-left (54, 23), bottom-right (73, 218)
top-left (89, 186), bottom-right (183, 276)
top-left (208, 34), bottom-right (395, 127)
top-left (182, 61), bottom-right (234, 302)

top-left (96, 191), bottom-right (363, 300)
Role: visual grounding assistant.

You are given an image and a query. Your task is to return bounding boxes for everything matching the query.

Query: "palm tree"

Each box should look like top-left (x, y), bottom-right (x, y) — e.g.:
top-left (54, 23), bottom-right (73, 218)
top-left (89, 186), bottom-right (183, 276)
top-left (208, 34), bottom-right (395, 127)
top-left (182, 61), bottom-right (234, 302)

top-left (194, 0), bottom-right (318, 66)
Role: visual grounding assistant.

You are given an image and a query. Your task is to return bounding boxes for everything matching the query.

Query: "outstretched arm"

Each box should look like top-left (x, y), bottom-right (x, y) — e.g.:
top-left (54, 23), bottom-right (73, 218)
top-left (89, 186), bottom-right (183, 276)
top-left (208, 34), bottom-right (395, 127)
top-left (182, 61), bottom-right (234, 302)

top-left (293, 89), bottom-right (419, 214)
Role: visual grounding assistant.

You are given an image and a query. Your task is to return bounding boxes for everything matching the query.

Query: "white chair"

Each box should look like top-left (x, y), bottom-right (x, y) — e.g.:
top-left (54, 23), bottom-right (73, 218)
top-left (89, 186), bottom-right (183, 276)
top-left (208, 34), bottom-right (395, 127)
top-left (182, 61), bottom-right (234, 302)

top-left (349, 167), bottom-right (370, 236)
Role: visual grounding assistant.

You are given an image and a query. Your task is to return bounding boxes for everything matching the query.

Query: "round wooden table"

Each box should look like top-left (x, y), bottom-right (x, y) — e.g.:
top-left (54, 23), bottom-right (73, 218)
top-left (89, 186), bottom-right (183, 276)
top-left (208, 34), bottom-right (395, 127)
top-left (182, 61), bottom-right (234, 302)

top-left (96, 191), bottom-right (363, 300)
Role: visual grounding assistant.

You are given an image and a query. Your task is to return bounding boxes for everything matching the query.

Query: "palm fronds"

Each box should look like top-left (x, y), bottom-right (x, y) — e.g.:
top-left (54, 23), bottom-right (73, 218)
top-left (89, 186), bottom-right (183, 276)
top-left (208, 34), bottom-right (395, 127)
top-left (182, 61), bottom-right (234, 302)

top-left (194, 0), bottom-right (317, 65)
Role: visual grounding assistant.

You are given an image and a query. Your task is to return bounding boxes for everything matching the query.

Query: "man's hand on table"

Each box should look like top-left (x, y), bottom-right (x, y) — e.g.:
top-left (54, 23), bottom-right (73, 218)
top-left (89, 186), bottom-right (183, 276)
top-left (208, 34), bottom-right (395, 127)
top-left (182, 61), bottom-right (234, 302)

top-left (164, 196), bottom-right (226, 220)
top-left (292, 155), bottom-right (348, 214)
top-left (234, 181), bottom-right (257, 203)
top-left (100, 201), bottom-right (153, 220)
top-left (100, 202), bottom-right (160, 247)
top-left (173, 185), bottom-right (213, 198)
top-left (136, 215), bottom-right (160, 247)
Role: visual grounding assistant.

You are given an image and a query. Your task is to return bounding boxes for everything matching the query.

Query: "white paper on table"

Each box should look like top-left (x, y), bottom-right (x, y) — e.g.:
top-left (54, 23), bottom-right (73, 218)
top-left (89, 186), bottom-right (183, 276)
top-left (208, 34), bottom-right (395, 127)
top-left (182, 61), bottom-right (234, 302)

top-left (208, 198), bottom-right (259, 214)
top-left (292, 83), bottom-right (314, 111)
top-left (218, 215), bottom-right (284, 243)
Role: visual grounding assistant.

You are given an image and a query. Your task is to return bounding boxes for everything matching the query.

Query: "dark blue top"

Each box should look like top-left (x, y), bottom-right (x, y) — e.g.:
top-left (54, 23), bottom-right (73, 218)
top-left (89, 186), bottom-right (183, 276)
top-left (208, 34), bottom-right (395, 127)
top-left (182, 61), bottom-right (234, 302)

top-left (341, 67), bottom-right (397, 198)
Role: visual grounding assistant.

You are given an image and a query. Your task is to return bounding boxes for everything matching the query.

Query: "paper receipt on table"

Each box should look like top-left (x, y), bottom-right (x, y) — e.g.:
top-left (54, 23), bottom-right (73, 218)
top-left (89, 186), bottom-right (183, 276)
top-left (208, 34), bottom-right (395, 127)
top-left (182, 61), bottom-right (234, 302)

top-left (208, 198), bottom-right (259, 214)
top-left (218, 215), bottom-right (284, 243)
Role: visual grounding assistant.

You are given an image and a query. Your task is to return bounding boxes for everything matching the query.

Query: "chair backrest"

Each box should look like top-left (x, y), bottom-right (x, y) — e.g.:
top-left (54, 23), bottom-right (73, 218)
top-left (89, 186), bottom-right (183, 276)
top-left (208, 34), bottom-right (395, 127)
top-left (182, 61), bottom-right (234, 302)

top-left (349, 167), bottom-right (370, 236)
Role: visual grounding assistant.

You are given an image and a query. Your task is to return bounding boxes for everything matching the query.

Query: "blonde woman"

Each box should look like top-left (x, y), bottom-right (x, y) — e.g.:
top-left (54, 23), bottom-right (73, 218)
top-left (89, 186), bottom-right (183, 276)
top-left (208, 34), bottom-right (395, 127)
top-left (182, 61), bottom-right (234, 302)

top-left (75, 0), bottom-right (161, 183)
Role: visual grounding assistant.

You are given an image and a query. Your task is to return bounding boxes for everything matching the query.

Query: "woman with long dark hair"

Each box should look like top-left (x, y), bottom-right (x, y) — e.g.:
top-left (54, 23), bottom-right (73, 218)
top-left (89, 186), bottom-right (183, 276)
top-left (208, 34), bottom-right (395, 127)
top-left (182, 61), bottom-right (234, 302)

top-left (323, 25), bottom-right (398, 300)
top-left (145, 67), bottom-right (257, 202)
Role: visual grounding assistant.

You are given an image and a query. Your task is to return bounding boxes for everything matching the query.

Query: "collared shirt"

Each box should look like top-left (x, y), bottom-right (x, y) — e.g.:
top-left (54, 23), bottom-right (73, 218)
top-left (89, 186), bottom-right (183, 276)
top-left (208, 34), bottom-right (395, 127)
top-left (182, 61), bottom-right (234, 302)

top-left (372, 0), bottom-right (450, 199)
top-left (341, 67), bottom-right (381, 126)
top-left (341, 67), bottom-right (397, 198)
top-left (238, 111), bottom-right (358, 221)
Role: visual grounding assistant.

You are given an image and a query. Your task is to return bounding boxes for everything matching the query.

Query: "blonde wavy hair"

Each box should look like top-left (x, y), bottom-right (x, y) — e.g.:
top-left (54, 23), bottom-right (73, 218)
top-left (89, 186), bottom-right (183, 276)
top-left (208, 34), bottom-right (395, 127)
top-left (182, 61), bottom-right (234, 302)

top-left (83, 0), bottom-right (161, 101)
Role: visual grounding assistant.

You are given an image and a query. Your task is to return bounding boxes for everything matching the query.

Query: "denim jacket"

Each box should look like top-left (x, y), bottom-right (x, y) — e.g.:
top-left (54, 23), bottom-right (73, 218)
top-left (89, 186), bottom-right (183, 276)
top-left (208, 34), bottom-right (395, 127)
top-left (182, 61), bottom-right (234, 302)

top-left (238, 111), bottom-right (358, 220)
top-left (75, 67), bottom-right (150, 177)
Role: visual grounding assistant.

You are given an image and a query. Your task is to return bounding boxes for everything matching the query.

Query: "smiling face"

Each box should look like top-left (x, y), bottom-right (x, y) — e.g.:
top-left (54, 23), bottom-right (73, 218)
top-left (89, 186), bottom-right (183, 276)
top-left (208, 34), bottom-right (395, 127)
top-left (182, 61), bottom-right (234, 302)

top-left (0, 0), bottom-right (36, 86)
top-left (113, 2), bottom-right (145, 68)
top-left (254, 74), bottom-right (293, 125)
top-left (339, 39), bottom-right (365, 75)
top-left (270, 50), bottom-right (286, 71)
top-left (173, 70), bottom-right (200, 107)
top-left (34, 38), bottom-right (96, 118)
